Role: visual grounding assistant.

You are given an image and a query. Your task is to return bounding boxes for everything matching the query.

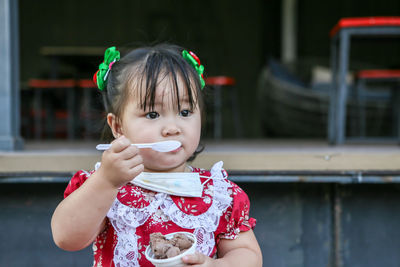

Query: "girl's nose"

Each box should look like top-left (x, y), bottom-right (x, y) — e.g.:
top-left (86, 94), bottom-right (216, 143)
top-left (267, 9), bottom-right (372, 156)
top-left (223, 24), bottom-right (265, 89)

top-left (161, 121), bottom-right (181, 136)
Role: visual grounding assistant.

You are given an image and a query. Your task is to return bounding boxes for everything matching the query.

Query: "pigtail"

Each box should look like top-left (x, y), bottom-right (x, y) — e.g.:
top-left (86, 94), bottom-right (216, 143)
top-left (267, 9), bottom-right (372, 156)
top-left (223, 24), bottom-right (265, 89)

top-left (93, 47), bottom-right (121, 141)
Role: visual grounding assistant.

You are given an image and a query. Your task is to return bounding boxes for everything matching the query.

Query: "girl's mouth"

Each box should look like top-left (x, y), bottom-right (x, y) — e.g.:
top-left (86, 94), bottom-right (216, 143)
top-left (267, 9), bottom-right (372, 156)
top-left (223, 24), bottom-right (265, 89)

top-left (170, 146), bottom-right (182, 153)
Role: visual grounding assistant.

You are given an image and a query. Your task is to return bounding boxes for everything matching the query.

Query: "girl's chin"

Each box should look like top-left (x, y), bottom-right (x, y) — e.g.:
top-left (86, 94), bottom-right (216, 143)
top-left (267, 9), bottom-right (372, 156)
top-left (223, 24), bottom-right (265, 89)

top-left (144, 166), bottom-right (185, 173)
top-left (143, 159), bottom-right (186, 172)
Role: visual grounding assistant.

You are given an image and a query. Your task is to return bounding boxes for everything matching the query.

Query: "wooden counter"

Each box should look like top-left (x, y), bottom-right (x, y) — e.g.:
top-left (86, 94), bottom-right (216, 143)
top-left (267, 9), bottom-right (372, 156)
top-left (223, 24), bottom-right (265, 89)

top-left (1, 140), bottom-right (399, 173)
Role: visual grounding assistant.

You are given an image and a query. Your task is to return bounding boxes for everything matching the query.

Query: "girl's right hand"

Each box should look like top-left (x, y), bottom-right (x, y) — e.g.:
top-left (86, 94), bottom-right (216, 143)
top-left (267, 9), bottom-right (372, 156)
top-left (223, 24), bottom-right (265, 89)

top-left (97, 136), bottom-right (144, 189)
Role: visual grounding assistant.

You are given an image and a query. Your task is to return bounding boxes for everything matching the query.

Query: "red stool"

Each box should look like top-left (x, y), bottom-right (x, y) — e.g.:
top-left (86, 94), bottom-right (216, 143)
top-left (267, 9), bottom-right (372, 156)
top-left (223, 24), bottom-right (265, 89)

top-left (77, 79), bottom-right (101, 139)
top-left (328, 17), bottom-right (400, 144)
top-left (28, 79), bottom-right (76, 139)
top-left (355, 70), bottom-right (400, 142)
top-left (205, 76), bottom-right (241, 139)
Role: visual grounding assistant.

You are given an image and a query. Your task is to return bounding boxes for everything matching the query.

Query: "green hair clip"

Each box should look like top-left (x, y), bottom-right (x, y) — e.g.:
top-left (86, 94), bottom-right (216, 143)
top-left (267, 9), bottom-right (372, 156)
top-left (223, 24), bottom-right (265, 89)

top-left (182, 50), bottom-right (205, 89)
top-left (93, 46), bottom-right (121, 91)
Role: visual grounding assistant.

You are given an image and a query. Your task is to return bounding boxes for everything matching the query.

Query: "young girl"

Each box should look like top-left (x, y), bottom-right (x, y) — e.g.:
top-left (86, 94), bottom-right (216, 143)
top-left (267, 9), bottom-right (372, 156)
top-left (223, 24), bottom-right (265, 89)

top-left (51, 44), bottom-right (262, 267)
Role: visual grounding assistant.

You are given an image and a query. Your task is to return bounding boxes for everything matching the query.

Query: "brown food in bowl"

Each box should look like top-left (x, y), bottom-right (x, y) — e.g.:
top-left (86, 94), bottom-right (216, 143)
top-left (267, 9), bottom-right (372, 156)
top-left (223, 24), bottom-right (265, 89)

top-left (150, 232), bottom-right (194, 259)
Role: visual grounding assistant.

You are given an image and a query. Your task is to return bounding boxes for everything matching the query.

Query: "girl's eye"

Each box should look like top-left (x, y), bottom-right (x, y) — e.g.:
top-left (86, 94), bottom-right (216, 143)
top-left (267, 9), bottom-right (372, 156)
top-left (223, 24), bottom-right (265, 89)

top-left (179, 109), bottom-right (192, 117)
top-left (146, 111), bottom-right (159, 119)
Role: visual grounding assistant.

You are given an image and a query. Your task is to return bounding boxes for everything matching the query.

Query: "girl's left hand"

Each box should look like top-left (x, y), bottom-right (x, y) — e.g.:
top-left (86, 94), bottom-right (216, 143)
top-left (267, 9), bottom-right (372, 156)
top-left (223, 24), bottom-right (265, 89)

top-left (182, 252), bottom-right (216, 266)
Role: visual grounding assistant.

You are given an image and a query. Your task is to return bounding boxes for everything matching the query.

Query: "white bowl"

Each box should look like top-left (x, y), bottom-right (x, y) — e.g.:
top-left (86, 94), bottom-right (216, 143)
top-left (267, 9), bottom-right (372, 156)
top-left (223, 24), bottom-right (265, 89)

top-left (145, 232), bottom-right (197, 267)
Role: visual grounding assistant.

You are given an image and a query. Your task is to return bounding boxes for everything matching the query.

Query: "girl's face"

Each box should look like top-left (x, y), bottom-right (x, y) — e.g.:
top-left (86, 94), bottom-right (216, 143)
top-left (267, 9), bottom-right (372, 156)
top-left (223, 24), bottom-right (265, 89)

top-left (108, 74), bottom-right (201, 173)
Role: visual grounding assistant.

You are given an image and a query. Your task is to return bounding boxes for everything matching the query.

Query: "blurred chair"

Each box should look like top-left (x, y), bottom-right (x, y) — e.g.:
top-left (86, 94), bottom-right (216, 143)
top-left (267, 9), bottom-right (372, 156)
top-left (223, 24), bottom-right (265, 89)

top-left (355, 69), bottom-right (400, 143)
top-left (328, 16), bottom-right (400, 144)
top-left (205, 76), bottom-right (242, 139)
top-left (77, 79), bottom-right (102, 139)
top-left (28, 79), bottom-right (76, 139)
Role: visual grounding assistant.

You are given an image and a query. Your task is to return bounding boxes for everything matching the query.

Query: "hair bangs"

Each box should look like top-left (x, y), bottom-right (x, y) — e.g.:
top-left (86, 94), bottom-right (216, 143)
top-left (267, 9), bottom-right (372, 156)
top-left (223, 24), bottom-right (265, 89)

top-left (136, 51), bottom-right (200, 112)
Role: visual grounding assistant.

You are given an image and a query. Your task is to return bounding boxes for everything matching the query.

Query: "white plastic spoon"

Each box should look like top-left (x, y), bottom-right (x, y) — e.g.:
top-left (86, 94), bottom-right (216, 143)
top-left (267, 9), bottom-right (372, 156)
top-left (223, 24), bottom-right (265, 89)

top-left (96, 140), bottom-right (181, 152)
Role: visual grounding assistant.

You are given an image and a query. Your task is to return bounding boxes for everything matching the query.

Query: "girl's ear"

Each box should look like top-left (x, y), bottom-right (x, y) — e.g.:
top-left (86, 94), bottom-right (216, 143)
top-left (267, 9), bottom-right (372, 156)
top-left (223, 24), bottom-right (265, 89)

top-left (107, 113), bottom-right (123, 138)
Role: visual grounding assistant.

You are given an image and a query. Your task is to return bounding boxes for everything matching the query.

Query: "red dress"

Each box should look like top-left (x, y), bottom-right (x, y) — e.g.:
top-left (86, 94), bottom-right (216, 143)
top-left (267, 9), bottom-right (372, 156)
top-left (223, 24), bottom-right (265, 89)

top-left (64, 162), bottom-right (256, 267)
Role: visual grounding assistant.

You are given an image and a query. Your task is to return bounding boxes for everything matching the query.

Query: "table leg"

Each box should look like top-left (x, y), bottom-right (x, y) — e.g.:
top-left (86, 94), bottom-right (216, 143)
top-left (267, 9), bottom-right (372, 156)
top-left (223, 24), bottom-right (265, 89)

top-left (231, 86), bottom-right (242, 138)
top-left (356, 79), bottom-right (367, 137)
top-left (34, 89), bottom-right (42, 140)
top-left (393, 86), bottom-right (400, 144)
top-left (335, 31), bottom-right (351, 144)
top-left (67, 87), bottom-right (75, 140)
top-left (83, 88), bottom-right (91, 139)
top-left (329, 37), bottom-right (338, 144)
top-left (214, 85), bottom-right (222, 139)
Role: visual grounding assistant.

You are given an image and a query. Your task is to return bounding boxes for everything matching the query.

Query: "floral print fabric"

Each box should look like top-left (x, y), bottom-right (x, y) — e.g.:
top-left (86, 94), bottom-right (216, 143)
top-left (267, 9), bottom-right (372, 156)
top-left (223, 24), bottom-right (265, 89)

top-left (64, 164), bottom-right (256, 266)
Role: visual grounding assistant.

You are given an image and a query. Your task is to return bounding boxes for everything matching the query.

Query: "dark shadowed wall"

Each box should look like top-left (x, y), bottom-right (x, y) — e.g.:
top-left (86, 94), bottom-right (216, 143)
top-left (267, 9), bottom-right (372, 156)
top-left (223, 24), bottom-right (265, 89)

top-left (19, 0), bottom-right (400, 138)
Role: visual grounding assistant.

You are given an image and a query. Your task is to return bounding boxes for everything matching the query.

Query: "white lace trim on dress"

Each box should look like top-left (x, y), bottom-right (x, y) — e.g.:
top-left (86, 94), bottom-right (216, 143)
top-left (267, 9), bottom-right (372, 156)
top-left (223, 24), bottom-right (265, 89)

top-left (106, 161), bottom-right (232, 266)
top-left (107, 193), bottom-right (167, 266)
top-left (107, 217), bottom-right (140, 267)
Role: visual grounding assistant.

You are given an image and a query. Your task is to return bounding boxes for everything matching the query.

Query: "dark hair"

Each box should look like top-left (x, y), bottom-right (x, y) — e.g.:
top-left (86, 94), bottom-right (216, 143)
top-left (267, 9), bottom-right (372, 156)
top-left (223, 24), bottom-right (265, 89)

top-left (100, 43), bottom-right (205, 160)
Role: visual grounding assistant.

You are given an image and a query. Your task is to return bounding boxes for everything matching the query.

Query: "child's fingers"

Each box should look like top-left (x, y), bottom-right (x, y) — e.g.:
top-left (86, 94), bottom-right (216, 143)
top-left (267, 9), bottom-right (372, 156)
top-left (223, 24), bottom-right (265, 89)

top-left (110, 136), bottom-right (131, 153)
top-left (182, 252), bottom-right (205, 265)
top-left (124, 154), bottom-right (143, 169)
top-left (118, 144), bottom-right (140, 160)
top-left (127, 163), bottom-right (144, 178)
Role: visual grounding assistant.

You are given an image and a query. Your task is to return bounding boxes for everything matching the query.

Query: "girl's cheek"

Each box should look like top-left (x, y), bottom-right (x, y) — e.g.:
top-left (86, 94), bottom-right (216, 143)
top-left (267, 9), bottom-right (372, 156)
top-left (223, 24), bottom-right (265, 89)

top-left (139, 148), bottom-right (157, 158)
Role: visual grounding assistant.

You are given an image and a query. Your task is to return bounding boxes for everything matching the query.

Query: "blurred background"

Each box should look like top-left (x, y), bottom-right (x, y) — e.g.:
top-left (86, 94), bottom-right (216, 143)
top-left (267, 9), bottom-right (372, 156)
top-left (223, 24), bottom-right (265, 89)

top-left (1, 1), bottom-right (400, 267)
top-left (18, 0), bottom-right (400, 140)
